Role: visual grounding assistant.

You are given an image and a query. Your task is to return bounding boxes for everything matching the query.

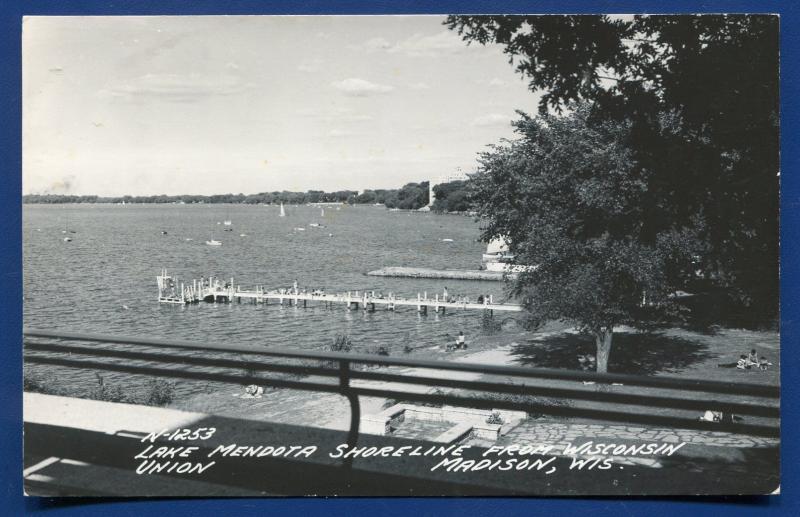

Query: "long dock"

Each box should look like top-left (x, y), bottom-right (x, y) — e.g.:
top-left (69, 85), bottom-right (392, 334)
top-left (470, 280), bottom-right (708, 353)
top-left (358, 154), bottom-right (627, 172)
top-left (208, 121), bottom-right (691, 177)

top-left (156, 269), bottom-right (522, 314)
top-left (367, 266), bottom-right (511, 281)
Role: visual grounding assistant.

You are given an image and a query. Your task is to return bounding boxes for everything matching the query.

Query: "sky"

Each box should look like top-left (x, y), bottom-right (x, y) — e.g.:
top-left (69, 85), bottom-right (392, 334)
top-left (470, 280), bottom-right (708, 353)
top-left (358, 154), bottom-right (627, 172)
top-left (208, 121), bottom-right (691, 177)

top-left (22, 16), bottom-right (540, 196)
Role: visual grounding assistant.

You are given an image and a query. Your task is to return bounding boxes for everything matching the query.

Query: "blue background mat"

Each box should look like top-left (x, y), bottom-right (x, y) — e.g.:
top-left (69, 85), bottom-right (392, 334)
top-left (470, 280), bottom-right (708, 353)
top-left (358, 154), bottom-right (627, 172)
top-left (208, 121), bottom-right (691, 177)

top-left (2, 1), bottom-right (796, 514)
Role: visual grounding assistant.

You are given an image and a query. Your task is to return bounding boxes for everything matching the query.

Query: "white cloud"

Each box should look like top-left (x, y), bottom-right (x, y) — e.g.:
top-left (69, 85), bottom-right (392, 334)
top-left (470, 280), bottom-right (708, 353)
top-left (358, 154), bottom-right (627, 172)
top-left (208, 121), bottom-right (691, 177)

top-left (391, 31), bottom-right (468, 57)
top-left (409, 82), bottom-right (430, 90)
top-left (471, 113), bottom-right (513, 127)
top-left (359, 37), bottom-right (392, 51)
top-left (296, 107), bottom-right (373, 122)
top-left (331, 77), bottom-right (394, 97)
top-left (100, 73), bottom-right (252, 102)
top-left (297, 58), bottom-right (324, 73)
top-left (350, 31), bottom-right (472, 58)
top-left (488, 78), bottom-right (506, 87)
top-left (328, 129), bottom-right (354, 137)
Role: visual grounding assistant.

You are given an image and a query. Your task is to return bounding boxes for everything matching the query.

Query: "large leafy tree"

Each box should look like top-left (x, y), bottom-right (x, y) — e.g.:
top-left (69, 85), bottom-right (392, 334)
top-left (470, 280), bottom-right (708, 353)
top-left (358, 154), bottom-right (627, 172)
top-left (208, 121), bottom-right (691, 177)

top-left (473, 106), bottom-right (701, 372)
top-left (447, 14), bottom-right (779, 324)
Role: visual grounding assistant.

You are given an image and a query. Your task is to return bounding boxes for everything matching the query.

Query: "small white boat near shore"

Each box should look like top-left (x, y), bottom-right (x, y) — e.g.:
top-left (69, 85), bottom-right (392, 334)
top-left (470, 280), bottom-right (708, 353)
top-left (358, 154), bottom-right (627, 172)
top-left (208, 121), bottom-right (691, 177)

top-left (205, 239), bottom-right (222, 246)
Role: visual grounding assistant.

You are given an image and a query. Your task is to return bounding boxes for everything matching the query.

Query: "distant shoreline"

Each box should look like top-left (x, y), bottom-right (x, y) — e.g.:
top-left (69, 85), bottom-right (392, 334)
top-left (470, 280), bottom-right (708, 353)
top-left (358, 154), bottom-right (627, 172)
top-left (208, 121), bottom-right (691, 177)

top-left (22, 179), bottom-right (472, 213)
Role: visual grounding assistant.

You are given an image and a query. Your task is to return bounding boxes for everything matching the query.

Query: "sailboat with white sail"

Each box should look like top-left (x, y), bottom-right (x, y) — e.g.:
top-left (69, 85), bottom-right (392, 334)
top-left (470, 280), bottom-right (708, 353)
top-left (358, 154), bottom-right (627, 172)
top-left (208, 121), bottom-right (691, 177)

top-left (279, 203), bottom-right (286, 217)
top-left (61, 214), bottom-right (76, 235)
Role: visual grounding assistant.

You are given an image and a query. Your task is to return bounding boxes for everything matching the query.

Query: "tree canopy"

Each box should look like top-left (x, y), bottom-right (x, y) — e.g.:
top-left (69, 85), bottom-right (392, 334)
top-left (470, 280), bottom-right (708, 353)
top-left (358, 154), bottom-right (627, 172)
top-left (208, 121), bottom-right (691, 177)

top-left (447, 14), bottom-right (779, 325)
top-left (472, 106), bottom-right (703, 371)
top-left (432, 180), bottom-right (471, 213)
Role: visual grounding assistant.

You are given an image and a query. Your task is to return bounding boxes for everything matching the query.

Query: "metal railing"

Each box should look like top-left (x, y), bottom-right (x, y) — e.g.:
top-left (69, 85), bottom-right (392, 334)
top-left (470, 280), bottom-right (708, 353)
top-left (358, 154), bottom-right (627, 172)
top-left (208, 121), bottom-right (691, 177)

top-left (23, 328), bottom-right (780, 440)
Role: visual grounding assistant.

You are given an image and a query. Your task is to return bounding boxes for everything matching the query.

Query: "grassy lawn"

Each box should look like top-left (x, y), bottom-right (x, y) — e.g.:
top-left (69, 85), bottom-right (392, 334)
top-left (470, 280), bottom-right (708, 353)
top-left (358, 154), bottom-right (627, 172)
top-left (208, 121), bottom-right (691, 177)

top-left (509, 325), bottom-right (779, 384)
top-left (488, 325), bottom-right (780, 433)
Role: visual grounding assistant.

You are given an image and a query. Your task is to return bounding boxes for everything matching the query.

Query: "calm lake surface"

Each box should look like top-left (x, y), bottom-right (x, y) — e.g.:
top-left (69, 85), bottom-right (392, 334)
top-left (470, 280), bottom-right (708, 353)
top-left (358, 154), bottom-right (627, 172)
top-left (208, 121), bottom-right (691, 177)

top-left (23, 204), bottom-right (511, 395)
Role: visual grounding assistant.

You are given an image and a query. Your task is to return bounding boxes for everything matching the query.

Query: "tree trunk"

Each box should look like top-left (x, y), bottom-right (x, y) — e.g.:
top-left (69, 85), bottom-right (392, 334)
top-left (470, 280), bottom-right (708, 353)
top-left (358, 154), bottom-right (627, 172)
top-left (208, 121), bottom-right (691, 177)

top-left (595, 327), bottom-right (613, 373)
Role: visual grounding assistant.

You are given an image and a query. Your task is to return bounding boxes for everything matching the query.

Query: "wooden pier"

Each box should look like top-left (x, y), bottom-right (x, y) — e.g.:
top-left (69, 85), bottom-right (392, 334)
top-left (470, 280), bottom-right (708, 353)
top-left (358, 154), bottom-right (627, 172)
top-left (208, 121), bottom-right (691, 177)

top-left (156, 269), bottom-right (522, 314)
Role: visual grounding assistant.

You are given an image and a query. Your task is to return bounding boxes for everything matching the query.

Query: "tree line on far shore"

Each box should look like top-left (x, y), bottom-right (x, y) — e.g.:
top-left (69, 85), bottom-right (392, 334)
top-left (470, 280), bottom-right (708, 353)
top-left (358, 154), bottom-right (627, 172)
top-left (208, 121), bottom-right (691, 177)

top-left (23, 180), bottom-right (473, 213)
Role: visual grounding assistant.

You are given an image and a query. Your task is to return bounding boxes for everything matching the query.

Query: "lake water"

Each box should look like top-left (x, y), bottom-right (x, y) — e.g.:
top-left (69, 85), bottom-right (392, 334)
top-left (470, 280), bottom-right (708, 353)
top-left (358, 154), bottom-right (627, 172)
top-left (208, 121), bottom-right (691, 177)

top-left (23, 204), bottom-right (511, 395)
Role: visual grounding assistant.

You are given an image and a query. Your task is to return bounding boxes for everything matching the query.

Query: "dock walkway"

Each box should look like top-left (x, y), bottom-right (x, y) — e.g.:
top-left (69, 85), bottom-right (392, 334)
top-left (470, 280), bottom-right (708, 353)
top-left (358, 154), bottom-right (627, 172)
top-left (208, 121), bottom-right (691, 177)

top-left (157, 269), bottom-right (522, 314)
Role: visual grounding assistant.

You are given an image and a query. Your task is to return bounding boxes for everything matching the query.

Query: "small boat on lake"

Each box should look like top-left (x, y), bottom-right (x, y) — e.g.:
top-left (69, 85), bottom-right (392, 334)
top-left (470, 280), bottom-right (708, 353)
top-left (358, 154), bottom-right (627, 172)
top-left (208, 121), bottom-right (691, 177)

top-left (205, 240), bottom-right (222, 246)
top-left (62, 215), bottom-right (76, 234)
top-left (279, 203), bottom-right (286, 217)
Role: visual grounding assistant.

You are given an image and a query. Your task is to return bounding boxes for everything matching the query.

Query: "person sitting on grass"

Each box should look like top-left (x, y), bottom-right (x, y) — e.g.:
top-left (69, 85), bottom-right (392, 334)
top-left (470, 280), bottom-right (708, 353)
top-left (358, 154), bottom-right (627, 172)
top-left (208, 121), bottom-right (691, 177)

top-left (700, 410), bottom-right (723, 422)
top-left (717, 355), bottom-right (750, 369)
top-left (737, 355), bottom-right (749, 369)
top-left (759, 356), bottom-right (773, 370)
top-left (242, 385), bottom-right (264, 398)
top-left (747, 349), bottom-right (759, 367)
top-left (456, 331), bottom-right (467, 349)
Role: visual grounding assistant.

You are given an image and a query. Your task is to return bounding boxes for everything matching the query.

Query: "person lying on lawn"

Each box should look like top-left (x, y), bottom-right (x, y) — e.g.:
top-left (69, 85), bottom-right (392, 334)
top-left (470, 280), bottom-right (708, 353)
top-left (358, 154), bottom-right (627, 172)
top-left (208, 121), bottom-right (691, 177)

top-left (718, 355), bottom-right (750, 369)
